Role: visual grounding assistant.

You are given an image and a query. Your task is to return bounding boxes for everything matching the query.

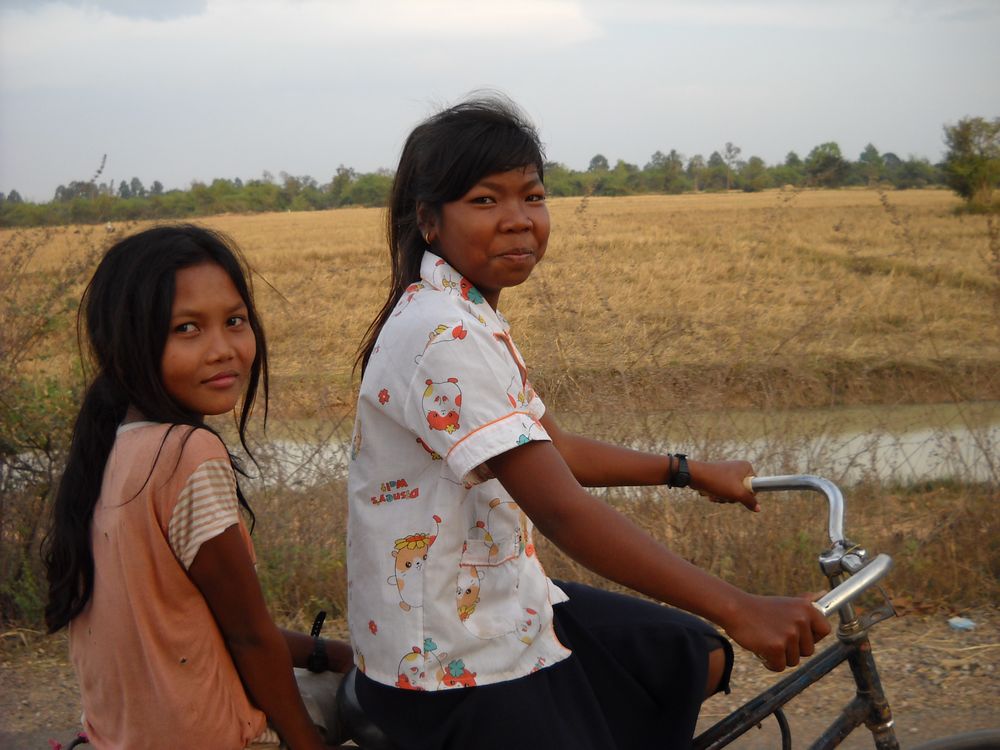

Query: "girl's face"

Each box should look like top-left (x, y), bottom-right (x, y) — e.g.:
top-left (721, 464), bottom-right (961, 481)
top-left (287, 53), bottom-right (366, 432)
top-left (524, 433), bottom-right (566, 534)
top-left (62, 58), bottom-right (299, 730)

top-left (422, 166), bottom-right (549, 309)
top-left (160, 262), bottom-right (256, 417)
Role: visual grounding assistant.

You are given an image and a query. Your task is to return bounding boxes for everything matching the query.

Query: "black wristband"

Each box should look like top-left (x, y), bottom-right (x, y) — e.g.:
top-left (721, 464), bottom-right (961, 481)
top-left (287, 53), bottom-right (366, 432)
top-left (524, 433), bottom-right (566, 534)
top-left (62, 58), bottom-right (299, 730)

top-left (307, 610), bottom-right (329, 673)
top-left (307, 638), bottom-right (329, 673)
top-left (668, 453), bottom-right (691, 488)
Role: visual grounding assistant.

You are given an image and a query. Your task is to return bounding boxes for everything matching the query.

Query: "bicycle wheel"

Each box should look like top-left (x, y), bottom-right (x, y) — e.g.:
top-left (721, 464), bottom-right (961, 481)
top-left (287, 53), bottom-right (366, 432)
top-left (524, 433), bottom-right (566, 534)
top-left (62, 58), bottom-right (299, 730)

top-left (909, 729), bottom-right (1000, 750)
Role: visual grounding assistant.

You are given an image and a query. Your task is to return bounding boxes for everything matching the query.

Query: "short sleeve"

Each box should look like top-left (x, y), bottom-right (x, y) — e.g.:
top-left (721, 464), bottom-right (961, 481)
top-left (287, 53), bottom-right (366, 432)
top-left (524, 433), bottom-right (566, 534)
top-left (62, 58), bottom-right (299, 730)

top-left (167, 458), bottom-right (240, 569)
top-left (402, 317), bottom-right (550, 484)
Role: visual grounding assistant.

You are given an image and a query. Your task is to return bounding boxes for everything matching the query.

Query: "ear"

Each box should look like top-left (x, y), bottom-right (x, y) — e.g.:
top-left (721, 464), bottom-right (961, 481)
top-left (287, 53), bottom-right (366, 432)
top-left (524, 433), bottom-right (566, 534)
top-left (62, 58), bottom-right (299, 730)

top-left (416, 201), bottom-right (439, 242)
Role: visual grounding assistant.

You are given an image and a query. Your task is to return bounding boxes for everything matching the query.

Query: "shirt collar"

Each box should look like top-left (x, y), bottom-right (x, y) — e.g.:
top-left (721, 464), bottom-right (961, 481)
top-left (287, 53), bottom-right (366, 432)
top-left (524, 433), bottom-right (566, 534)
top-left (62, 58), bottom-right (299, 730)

top-left (419, 251), bottom-right (510, 333)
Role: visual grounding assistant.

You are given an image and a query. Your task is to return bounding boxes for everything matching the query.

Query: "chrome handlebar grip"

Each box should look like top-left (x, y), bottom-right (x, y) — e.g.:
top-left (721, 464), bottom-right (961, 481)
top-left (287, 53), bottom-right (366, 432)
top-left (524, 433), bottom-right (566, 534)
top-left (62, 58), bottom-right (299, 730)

top-left (811, 554), bottom-right (893, 617)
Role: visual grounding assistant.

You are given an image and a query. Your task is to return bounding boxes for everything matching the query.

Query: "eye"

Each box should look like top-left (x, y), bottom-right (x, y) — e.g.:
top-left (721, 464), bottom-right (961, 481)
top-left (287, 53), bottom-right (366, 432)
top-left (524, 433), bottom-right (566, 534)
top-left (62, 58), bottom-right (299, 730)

top-left (174, 322), bottom-right (198, 334)
top-left (469, 195), bottom-right (496, 205)
top-left (227, 315), bottom-right (247, 328)
top-left (526, 191), bottom-right (546, 203)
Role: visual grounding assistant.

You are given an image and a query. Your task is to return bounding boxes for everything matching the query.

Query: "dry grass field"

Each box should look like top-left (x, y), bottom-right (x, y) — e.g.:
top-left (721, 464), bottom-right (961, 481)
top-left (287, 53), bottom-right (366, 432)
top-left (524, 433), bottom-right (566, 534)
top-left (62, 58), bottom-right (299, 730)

top-left (11, 188), bottom-right (998, 419)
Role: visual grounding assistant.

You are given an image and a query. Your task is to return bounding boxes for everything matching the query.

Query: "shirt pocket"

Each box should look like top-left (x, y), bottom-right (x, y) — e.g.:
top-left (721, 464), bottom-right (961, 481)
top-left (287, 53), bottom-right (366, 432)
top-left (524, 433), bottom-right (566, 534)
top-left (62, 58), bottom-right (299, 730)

top-left (456, 535), bottom-right (524, 640)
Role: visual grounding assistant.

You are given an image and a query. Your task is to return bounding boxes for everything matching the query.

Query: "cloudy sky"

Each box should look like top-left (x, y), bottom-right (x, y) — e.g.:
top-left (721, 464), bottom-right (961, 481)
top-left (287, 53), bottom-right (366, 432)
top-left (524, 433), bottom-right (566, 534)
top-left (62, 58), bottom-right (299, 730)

top-left (1, 0), bottom-right (998, 201)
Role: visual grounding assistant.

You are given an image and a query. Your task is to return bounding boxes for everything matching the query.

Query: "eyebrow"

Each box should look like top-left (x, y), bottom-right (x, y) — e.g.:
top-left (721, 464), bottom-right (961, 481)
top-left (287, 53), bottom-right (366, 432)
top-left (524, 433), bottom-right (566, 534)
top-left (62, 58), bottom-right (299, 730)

top-left (478, 173), bottom-right (543, 191)
top-left (170, 301), bottom-right (248, 319)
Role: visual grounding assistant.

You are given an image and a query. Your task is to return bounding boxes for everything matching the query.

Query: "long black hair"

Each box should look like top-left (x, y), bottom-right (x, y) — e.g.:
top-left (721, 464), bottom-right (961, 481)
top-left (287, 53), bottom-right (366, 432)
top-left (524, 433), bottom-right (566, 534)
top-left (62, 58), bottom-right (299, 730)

top-left (42, 224), bottom-right (269, 633)
top-left (356, 93), bottom-right (545, 372)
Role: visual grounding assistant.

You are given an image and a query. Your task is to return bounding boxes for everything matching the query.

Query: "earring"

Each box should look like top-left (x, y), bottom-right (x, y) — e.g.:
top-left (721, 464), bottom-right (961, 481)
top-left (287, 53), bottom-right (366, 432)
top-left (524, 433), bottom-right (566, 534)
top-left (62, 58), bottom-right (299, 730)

top-left (423, 232), bottom-right (432, 245)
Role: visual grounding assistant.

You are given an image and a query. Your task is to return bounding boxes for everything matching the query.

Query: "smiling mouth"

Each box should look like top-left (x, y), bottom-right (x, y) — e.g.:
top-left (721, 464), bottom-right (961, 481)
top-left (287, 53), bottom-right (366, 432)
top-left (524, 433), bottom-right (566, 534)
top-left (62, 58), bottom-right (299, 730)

top-left (203, 371), bottom-right (239, 387)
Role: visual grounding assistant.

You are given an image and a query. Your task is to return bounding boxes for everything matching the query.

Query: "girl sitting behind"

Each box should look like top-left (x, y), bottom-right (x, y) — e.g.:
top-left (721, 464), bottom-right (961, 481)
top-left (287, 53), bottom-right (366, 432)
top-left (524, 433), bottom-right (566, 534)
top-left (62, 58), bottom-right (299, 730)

top-left (346, 96), bottom-right (831, 749)
top-left (43, 225), bottom-right (350, 749)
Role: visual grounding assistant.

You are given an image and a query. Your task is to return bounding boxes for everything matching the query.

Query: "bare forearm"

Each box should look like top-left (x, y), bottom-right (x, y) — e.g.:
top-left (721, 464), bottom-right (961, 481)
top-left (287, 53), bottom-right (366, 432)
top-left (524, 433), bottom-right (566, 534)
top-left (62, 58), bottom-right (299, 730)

top-left (543, 416), bottom-right (671, 487)
top-left (228, 629), bottom-right (324, 750)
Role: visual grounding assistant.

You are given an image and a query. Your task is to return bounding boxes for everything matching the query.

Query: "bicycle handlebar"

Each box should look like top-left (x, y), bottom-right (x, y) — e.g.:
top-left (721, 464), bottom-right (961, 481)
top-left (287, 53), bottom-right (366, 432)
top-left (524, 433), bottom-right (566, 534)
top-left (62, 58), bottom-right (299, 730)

top-left (812, 553), bottom-right (893, 616)
top-left (745, 474), bottom-right (845, 545)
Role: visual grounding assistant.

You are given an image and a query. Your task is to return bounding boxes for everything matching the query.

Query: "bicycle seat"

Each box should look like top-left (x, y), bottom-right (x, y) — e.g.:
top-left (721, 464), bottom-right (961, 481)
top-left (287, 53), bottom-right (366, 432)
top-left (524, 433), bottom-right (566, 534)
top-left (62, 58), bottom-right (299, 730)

top-left (335, 666), bottom-right (397, 750)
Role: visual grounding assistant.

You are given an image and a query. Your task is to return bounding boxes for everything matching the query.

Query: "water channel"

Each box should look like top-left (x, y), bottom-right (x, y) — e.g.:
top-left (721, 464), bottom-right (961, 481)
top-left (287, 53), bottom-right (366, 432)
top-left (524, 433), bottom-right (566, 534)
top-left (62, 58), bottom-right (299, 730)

top-left (243, 401), bottom-right (999, 490)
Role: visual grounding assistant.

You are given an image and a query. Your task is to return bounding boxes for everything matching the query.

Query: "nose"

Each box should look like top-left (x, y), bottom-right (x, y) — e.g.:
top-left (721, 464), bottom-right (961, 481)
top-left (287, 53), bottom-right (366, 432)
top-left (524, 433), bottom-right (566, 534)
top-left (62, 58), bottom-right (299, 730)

top-left (205, 327), bottom-right (236, 363)
top-left (499, 200), bottom-right (532, 232)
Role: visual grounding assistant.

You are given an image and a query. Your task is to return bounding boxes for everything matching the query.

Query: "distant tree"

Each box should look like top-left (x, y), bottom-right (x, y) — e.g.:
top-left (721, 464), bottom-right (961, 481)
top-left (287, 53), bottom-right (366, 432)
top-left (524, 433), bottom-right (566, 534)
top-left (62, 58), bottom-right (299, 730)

top-left (327, 165), bottom-right (356, 206)
top-left (605, 159), bottom-right (641, 195)
top-left (656, 149), bottom-right (688, 193)
top-left (805, 142), bottom-right (848, 187)
top-left (6, 190), bottom-right (22, 204)
top-left (723, 142), bottom-right (742, 190)
top-left (942, 116), bottom-right (1000, 208)
top-left (233, 177), bottom-right (244, 190)
top-left (118, 180), bottom-right (132, 199)
top-left (345, 172), bottom-right (392, 207)
top-left (63, 181), bottom-right (99, 201)
top-left (645, 150), bottom-right (668, 170)
top-left (857, 143), bottom-right (884, 185)
top-left (588, 154), bottom-right (610, 172)
top-left (704, 152), bottom-right (728, 190)
top-left (129, 177), bottom-right (146, 198)
top-left (540, 161), bottom-right (579, 197)
top-left (739, 156), bottom-right (770, 192)
top-left (150, 180), bottom-right (165, 196)
top-left (894, 156), bottom-right (940, 189)
top-left (769, 152), bottom-right (805, 187)
top-left (686, 154), bottom-right (706, 191)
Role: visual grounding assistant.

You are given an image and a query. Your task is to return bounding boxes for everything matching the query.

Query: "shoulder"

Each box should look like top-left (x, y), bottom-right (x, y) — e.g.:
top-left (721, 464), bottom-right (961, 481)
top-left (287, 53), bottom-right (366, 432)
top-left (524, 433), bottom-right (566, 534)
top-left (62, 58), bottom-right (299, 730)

top-left (157, 425), bottom-right (231, 473)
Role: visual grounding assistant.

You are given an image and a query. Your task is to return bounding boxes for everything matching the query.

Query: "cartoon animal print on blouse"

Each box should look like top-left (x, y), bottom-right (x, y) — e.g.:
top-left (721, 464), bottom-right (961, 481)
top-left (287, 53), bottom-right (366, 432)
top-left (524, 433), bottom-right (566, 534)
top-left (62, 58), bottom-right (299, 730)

top-left (395, 646), bottom-right (426, 690)
top-left (459, 277), bottom-right (485, 305)
top-left (431, 258), bottom-right (460, 293)
top-left (387, 515), bottom-right (442, 611)
top-left (416, 436), bottom-right (442, 461)
top-left (516, 416), bottom-right (544, 447)
top-left (439, 658), bottom-right (477, 688)
top-left (506, 375), bottom-right (528, 410)
top-left (422, 378), bottom-right (462, 434)
top-left (414, 322), bottom-right (468, 364)
top-left (516, 608), bottom-right (541, 645)
top-left (477, 497), bottom-right (535, 562)
top-left (395, 638), bottom-right (478, 690)
top-left (456, 566), bottom-right (484, 621)
top-left (392, 282), bottom-right (424, 318)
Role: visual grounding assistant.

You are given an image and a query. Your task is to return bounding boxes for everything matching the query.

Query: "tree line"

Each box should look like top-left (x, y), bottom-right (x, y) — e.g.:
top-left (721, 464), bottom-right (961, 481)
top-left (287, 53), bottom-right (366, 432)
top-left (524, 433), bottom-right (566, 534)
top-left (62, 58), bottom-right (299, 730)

top-left (1, 116), bottom-right (997, 228)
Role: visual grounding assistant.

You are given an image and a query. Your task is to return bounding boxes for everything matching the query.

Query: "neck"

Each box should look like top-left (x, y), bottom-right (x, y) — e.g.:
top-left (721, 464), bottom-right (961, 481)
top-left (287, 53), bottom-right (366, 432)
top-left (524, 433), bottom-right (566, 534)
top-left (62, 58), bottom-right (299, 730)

top-left (122, 404), bottom-right (147, 424)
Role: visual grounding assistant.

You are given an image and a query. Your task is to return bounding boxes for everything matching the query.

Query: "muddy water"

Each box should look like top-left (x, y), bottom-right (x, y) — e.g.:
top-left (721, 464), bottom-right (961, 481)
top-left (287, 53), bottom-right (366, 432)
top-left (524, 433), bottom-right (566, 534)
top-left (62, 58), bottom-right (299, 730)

top-left (247, 401), bottom-right (1000, 489)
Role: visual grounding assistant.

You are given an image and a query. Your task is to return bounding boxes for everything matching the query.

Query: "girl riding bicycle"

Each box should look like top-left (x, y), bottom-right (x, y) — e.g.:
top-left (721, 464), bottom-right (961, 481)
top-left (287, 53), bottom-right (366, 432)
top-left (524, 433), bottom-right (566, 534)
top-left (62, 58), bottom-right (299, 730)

top-left (347, 95), bottom-right (830, 749)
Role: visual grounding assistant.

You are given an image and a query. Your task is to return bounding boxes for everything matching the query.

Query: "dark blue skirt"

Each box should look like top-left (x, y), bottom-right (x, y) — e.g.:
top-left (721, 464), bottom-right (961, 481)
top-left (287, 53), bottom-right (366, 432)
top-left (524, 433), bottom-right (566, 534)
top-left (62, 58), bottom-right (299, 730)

top-left (356, 580), bottom-right (733, 750)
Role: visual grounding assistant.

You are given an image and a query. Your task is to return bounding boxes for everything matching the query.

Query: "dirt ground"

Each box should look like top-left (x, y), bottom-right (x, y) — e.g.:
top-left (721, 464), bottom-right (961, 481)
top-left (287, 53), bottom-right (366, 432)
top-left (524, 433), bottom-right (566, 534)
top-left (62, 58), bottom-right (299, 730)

top-left (1, 608), bottom-right (997, 749)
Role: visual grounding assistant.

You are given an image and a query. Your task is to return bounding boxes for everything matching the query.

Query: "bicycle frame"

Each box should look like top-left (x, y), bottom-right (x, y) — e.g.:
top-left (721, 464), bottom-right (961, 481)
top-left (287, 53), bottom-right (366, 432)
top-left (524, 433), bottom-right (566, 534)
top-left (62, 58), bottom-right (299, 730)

top-left (694, 622), bottom-right (897, 749)
top-left (694, 475), bottom-right (900, 750)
